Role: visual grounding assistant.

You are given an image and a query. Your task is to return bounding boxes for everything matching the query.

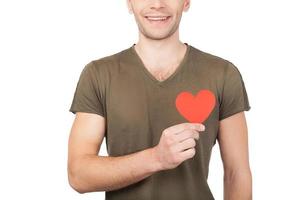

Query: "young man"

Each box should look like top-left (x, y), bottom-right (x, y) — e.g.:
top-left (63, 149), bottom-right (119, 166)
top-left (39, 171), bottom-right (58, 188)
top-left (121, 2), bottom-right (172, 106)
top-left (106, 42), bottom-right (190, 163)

top-left (68, 0), bottom-right (252, 199)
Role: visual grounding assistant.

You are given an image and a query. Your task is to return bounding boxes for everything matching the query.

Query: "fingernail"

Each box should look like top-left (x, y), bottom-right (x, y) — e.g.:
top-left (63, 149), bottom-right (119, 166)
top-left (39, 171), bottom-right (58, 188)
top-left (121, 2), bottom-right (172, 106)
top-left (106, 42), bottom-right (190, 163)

top-left (200, 124), bottom-right (205, 131)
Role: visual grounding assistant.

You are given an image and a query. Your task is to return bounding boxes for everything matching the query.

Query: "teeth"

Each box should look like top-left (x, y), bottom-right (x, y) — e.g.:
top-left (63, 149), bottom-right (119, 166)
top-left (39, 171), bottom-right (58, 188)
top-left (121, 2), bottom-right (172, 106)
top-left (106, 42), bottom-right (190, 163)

top-left (146, 16), bottom-right (168, 21)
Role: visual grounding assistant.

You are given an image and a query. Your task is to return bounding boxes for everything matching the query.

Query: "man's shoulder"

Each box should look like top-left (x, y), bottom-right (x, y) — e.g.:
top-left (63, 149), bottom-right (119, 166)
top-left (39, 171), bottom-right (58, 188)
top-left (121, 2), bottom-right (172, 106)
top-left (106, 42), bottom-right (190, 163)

top-left (190, 45), bottom-right (232, 68)
top-left (90, 47), bottom-right (127, 69)
top-left (190, 45), bottom-right (244, 83)
top-left (77, 48), bottom-right (127, 86)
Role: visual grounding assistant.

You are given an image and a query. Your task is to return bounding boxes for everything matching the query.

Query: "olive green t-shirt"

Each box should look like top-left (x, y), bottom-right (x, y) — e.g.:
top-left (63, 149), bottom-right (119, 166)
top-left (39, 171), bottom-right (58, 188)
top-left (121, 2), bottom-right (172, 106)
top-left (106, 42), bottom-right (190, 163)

top-left (69, 43), bottom-right (251, 200)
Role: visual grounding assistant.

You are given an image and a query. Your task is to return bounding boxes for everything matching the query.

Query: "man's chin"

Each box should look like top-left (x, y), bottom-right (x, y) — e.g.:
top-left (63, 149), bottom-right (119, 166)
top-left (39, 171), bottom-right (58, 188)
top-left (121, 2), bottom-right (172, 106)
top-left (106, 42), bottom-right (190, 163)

top-left (144, 34), bottom-right (171, 40)
top-left (141, 30), bottom-right (173, 40)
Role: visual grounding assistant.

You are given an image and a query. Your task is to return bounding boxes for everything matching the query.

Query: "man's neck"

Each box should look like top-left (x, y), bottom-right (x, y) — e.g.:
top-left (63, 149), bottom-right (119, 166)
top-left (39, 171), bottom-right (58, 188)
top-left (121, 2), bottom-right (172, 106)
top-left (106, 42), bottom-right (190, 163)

top-left (133, 35), bottom-right (187, 70)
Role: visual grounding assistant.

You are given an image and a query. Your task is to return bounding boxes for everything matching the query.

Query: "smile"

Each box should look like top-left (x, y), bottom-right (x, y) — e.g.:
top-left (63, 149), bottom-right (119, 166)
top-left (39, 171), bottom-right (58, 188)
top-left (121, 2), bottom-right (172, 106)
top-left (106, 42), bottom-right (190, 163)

top-left (144, 16), bottom-right (171, 25)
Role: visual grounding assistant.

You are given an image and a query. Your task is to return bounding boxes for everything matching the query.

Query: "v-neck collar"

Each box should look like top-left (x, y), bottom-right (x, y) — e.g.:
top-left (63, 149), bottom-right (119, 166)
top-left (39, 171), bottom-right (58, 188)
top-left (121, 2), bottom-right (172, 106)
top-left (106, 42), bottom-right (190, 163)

top-left (129, 42), bottom-right (191, 87)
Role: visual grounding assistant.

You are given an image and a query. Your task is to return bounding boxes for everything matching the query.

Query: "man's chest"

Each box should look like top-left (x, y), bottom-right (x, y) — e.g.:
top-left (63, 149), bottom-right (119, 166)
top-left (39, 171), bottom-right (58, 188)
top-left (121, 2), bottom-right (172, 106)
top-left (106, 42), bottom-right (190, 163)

top-left (106, 70), bottom-right (220, 128)
top-left (102, 64), bottom-right (222, 156)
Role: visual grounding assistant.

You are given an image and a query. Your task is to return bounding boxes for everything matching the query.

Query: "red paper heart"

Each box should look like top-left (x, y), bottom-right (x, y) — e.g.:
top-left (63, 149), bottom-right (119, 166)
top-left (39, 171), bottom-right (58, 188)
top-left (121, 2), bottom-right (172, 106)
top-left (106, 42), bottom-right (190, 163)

top-left (175, 89), bottom-right (216, 123)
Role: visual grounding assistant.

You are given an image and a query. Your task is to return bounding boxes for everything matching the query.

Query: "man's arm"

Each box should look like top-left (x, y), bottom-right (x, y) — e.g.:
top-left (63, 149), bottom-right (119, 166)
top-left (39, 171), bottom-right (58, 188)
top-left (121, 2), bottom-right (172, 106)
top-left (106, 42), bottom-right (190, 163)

top-left (67, 112), bottom-right (162, 194)
top-left (217, 111), bottom-right (252, 200)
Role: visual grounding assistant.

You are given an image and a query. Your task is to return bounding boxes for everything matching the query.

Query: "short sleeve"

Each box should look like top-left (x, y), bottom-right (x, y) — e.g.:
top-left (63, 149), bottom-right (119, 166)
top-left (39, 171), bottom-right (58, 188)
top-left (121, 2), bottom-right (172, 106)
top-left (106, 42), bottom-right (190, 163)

top-left (69, 61), bottom-right (105, 117)
top-left (219, 62), bottom-right (251, 120)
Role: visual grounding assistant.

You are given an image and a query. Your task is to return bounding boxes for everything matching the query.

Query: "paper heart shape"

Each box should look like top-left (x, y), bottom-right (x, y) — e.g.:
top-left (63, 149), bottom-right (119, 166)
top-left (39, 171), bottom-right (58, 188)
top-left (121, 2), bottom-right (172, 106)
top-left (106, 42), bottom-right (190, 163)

top-left (175, 89), bottom-right (216, 123)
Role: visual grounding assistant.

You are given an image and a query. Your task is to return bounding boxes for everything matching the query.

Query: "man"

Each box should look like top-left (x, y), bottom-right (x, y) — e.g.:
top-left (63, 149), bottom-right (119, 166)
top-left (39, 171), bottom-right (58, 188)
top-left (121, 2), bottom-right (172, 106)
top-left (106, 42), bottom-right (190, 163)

top-left (68, 0), bottom-right (252, 199)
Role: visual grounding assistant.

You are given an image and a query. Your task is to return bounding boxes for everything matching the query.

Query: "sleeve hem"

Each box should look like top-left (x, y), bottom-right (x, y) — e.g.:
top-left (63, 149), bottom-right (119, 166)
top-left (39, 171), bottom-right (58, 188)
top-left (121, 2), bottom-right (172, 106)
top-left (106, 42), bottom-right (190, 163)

top-left (219, 105), bottom-right (251, 121)
top-left (69, 108), bottom-right (105, 118)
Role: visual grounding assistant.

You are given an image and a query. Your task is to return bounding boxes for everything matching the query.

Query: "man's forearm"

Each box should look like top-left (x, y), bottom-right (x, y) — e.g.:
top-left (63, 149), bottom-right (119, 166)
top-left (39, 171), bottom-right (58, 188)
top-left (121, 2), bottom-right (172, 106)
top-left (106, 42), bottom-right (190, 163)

top-left (224, 169), bottom-right (252, 200)
top-left (68, 147), bottom-right (162, 193)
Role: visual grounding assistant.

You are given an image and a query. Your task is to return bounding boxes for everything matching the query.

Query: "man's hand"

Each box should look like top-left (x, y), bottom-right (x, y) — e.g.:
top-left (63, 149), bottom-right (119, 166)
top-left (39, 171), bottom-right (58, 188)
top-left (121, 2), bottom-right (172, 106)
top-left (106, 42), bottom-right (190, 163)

top-left (153, 122), bottom-right (206, 171)
top-left (68, 113), bottom-right (206, 193)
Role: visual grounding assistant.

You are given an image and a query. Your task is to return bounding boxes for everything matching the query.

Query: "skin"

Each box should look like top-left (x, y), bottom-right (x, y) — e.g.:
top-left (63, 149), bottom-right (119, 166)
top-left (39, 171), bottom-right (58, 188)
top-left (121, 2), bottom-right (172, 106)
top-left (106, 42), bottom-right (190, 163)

top-left (68, 0), bottom-right (252, 199)
top-left (127, 0), bottom-right (190, 79)
top-left (218, 112), bottom-right (252, 200)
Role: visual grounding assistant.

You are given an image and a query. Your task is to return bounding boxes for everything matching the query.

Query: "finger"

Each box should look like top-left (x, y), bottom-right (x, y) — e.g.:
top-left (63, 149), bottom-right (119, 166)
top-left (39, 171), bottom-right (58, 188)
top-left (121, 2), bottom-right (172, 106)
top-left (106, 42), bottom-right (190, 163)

top-left (175, 129), bottom-right (200, 142)
top-left (165, 122), bottom-right (205, 135)
top-left (177, 138), bottom-right (196, 152)
top-left (179, 148), bottom-right (196, 160)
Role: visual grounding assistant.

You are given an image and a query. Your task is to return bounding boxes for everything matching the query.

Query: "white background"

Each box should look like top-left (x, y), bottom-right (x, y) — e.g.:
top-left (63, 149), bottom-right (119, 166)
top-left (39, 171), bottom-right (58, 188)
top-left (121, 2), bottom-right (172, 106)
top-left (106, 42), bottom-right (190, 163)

top-left (0, 0), bottom-right (299, 199)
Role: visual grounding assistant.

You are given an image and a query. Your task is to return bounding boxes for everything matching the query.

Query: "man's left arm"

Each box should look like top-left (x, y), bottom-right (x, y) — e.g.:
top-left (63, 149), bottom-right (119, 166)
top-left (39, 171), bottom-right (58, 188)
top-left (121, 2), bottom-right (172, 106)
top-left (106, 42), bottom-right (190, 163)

top-left (217, 111), bottom-right (252, 200)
